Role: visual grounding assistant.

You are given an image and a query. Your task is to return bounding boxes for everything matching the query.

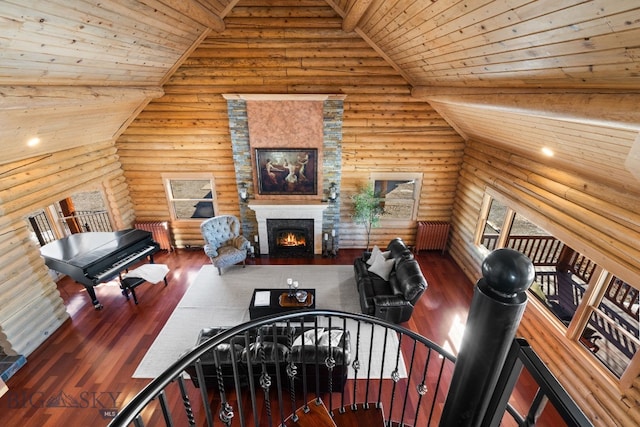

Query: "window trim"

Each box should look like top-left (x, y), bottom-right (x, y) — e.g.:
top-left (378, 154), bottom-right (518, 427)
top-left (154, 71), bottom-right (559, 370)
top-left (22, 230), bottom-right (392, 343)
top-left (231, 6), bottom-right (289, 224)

top-left (369, 172), bottom-right (422, 224)
top-left (162, 173), bottom-right (217, 222)
top-left (476, 187), bottom-right (640, 392)
top-left (475, 192), bottom-right (514, 253)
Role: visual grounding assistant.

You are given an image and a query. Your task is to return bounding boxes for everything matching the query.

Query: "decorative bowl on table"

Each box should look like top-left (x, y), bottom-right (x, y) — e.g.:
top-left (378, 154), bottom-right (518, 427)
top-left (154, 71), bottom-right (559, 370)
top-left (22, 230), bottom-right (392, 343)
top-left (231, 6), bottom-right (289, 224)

top-left (295, 290), bottom-right (308, 303)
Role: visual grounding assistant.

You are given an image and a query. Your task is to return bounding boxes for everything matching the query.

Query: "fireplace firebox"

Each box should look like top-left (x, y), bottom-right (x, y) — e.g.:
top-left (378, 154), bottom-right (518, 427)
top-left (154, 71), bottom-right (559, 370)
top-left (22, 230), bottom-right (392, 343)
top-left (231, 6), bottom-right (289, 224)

top-left (249, 201), bottom-right (328, 255)
top-left (267, 219), bottom-right (314, 257)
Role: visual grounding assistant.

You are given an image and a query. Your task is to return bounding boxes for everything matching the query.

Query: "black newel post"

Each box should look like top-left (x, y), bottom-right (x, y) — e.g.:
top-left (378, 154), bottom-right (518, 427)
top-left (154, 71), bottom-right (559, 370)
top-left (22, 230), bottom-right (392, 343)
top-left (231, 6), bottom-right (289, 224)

top-left (439, 248), bottom-right (535, 427)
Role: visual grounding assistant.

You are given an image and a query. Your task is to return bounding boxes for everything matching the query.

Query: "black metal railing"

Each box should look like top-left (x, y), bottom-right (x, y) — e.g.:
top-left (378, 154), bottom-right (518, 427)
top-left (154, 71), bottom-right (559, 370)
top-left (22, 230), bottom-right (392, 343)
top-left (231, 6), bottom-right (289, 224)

top-left (59, 210), bottom-right (112, 233)
top-left (28, 210), bottom-right (56, 246)
top-left (487, 338), bottom-right (593, 426)
top-left (109, 311), bottom-right (457, 426)
top-left (108, 311), bottom-right (590, 427)
top-left (28, 210), bottom-right (113, 247)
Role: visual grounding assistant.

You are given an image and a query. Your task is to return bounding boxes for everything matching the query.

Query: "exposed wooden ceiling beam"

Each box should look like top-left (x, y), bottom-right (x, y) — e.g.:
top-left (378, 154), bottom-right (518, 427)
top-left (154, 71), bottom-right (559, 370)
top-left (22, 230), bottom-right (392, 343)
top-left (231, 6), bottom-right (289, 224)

top-left (413, 86), bottom-right (640, 131)
top-left (342, 0), bottom-right (375, 32)
top-left (160, 29), bottom-right (212, 86)
top-left (324, 0), bottom-right (416, 86)
top-left (158, 0), bottom-right (225, 32)
top-left (354, 28), bottom-right (416, 86)
top-left (412, 86), bottom-right (640, 97)
top-left (0, 86), bottom-right (165, 110)
top-left (626, 133), bottom-right (640, 181)
top-left (220, 0), bottom-right (242, 18)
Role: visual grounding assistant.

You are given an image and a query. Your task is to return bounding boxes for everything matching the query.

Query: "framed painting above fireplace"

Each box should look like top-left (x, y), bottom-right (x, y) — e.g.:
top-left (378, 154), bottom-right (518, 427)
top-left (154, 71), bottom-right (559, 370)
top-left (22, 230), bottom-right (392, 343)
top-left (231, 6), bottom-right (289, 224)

top-left (255, 148), bottom-right (317, 196)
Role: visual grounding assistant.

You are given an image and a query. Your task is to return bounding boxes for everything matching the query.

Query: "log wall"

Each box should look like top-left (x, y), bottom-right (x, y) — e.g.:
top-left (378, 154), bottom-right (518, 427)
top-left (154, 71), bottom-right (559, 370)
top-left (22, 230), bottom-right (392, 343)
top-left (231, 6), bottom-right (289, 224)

top-left (449, 139), bottom-right (640, 426)
top-left (116, 2), bottom-right (465, 249)
top-left (2, 3), bottom-right (636, 422)
top-left (0, 141), bottom-right (134, 356)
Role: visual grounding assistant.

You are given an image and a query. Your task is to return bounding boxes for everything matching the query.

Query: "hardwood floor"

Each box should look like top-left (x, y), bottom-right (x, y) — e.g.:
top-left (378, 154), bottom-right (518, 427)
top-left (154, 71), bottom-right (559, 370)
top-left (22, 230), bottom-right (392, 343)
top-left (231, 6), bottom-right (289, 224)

top-left (0, 249), bottom-right (555, 426)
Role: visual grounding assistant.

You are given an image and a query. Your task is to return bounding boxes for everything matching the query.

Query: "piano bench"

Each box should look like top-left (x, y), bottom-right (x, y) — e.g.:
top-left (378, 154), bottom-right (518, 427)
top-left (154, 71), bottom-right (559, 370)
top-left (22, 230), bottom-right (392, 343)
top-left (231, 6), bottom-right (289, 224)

top-left (120, 271), bottom-right (169, 304)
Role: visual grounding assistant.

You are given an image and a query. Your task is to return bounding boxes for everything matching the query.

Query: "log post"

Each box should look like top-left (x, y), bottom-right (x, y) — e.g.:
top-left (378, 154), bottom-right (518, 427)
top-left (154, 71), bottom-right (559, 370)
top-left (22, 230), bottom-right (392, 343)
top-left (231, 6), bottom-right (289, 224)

top-left (59, 198), bottom-right (82, 234)
top-left (439, 248), bottom-right (534, 426)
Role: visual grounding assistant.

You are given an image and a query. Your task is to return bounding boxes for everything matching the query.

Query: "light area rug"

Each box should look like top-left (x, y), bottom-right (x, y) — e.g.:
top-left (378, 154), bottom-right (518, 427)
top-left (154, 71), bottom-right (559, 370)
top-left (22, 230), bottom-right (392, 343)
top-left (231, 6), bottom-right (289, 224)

top-left (133, 264), bottom-right (407, 380)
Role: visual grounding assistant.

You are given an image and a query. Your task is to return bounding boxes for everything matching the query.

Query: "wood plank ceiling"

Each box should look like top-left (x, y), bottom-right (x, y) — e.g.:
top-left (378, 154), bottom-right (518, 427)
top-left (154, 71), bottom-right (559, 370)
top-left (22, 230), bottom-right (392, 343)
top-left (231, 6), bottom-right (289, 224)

top-left (1, 0), bottom-right (639, 190)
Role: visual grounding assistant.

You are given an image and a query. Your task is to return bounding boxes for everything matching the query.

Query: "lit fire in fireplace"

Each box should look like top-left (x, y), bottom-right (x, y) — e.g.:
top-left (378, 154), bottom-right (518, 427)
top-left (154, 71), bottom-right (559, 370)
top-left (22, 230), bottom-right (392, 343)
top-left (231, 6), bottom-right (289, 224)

top-left (278, 232), bottom-right (306, 247)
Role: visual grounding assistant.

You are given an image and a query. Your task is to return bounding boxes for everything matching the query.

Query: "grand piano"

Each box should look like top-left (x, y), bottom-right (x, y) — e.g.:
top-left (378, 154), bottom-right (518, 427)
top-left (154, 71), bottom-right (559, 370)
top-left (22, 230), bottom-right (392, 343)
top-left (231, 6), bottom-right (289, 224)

top-left (40, 229), bottom-right (160, 309)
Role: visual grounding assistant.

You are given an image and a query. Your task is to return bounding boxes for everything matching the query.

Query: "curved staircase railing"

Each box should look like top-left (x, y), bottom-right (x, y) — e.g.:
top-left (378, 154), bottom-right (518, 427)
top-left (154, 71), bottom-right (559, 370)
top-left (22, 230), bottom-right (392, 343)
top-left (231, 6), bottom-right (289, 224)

top-left (109, 310), bottom-right (458, 426)
top-left (108, 311), bottom-right (591, 427)
top-left (109, 249), bottom-right (592, 426)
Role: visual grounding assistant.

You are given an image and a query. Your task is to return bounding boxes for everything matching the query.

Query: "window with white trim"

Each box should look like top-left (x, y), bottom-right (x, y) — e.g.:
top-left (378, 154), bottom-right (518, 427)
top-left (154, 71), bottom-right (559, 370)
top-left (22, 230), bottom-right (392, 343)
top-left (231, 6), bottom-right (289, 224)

top-left (163, 175), bottom-right (216, 220)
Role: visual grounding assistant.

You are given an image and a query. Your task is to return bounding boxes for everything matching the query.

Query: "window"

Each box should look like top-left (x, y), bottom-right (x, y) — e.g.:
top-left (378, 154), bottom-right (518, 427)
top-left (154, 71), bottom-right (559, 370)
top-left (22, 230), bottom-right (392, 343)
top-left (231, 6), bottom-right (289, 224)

top-left (61, 190), bottom-right (112, 233)
top-left (371, 173), bottom-right (422, 221)
top-left (476, 192), bottom-right (640, 389)
top-left (477, 196), bottom-right (510, 251)
top-left (163, 175), bottom-right (215, 220)
top-left (583, 275), bottom-right (639, 379)
top-left (26, 190), bottom-right (112, 245)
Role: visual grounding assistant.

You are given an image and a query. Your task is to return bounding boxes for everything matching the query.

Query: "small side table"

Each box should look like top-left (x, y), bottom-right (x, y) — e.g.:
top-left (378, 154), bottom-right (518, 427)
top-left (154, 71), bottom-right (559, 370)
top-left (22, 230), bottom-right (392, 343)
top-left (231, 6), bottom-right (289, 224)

top-left (249, 288), bottom-right (316, 320)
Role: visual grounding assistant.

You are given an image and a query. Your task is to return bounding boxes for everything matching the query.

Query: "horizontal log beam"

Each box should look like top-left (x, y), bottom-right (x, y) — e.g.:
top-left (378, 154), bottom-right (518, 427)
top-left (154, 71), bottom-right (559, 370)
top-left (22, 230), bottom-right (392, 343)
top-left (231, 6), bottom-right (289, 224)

top-left (159, 0), bottom-right (225, 32)
top-left (0, 86), bottom-right (165, 110)
top-left (412, 87), bottom-right (640, 130)
top-left (342, 0), bottom-right (375, 32)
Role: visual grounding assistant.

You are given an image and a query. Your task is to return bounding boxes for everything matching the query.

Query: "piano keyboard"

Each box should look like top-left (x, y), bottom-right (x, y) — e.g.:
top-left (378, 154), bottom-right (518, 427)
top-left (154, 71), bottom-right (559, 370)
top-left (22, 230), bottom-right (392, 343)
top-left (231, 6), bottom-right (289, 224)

top-left (94, 244), bottom-right (158, 282)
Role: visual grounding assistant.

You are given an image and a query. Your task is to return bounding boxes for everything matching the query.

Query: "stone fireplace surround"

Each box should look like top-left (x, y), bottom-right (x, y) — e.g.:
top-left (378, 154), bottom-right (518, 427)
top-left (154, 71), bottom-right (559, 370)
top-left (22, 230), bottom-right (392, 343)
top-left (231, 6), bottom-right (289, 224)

top-left (226, 94), bottom-right (344, 249)
top-left (248, 201), bottom-right (328, 255)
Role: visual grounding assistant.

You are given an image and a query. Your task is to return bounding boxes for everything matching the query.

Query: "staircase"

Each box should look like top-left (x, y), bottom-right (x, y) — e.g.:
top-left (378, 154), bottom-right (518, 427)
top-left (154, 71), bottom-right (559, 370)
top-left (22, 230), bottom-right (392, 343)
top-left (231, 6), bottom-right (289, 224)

top-left (108, 308), bottom-right (593, 426)
top-left (282, 400), bottom-right (385, 427)
top-left (331, 404), bottom-right (386, 427)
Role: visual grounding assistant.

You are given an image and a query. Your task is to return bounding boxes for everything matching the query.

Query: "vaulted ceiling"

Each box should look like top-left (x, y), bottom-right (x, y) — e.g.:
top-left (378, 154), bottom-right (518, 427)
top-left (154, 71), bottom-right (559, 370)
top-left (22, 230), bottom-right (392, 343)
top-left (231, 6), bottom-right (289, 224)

top-left (2, 0), bottom-right (639, 189)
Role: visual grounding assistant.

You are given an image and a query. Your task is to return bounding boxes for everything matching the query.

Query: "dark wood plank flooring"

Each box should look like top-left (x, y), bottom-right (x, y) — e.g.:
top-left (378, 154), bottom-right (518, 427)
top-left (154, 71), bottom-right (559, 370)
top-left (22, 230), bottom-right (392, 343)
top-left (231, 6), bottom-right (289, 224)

top-left (0, 249), bottom-right (560, 426)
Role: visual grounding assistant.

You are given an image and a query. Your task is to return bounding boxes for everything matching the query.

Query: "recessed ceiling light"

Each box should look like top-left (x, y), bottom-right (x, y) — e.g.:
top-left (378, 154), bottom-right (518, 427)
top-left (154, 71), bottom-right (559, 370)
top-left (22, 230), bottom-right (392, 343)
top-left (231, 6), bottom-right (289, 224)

top-left (541, 147), bottom-right (554, 157)
top-left (27, 137), bottom-right (40, 147)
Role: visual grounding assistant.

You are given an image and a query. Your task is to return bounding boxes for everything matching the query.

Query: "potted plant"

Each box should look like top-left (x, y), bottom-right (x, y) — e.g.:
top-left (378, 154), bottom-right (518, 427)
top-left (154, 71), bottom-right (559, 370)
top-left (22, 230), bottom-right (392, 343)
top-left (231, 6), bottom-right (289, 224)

top-left (351, 183), bottom-right (384, 252)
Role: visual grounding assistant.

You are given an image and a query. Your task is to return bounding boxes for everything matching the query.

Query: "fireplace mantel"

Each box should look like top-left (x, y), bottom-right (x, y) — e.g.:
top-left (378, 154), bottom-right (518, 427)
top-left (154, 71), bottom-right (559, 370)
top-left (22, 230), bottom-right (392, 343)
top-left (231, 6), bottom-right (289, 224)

top-left (248, 201), bottom-right (329, 255)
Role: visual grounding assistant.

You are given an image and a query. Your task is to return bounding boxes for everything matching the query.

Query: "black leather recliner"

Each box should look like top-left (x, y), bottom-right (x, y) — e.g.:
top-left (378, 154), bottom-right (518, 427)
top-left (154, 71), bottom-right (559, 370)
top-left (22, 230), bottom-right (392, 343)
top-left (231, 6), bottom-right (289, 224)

top-left (354, 238), bottom-right (428, 323)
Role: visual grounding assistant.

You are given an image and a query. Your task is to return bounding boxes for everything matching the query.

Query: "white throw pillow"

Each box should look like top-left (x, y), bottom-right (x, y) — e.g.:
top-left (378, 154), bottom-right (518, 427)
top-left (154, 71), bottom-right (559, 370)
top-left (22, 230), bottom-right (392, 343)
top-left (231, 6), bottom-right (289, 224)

top-left (292, 328), bottom-right (325, 346)
top-left (367, 254), bottom-right (395, 281)
top-left (366, 245), bottom-right (382, 266)
top-left (318, 330), bottom-right (344, 347)
top-left (366, 245), bottom-right (391, 266)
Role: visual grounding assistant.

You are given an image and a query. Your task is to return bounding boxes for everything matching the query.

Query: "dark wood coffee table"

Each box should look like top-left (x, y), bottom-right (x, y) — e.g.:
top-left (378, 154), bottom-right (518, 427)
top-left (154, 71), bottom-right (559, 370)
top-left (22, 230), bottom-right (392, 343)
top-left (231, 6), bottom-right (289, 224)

top-left (249, 288), bottom-right (316, 320)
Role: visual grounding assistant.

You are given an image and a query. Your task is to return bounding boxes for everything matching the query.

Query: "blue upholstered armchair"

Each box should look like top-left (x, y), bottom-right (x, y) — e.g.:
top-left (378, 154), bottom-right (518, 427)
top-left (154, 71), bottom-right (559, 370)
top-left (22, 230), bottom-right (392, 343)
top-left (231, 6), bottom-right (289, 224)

top-left (200, 215), bottom-right (250, 275)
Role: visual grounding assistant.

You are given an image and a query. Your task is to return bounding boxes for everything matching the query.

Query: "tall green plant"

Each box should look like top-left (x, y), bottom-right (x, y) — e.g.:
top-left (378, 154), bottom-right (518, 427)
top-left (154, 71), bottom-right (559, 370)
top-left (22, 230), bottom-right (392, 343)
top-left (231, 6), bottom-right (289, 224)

top-left (351, 183), bottom-right (384, 251)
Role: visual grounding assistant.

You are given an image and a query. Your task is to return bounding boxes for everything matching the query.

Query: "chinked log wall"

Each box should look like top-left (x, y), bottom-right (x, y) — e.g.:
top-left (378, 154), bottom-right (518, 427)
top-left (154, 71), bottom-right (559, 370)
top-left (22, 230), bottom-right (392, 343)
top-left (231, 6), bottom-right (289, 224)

top-left (449, 139), bottom-right (640, 426)
top-left (0, 142), bottom-right (135, 356)
top-left (115, 2), bottom-right (465, 249)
